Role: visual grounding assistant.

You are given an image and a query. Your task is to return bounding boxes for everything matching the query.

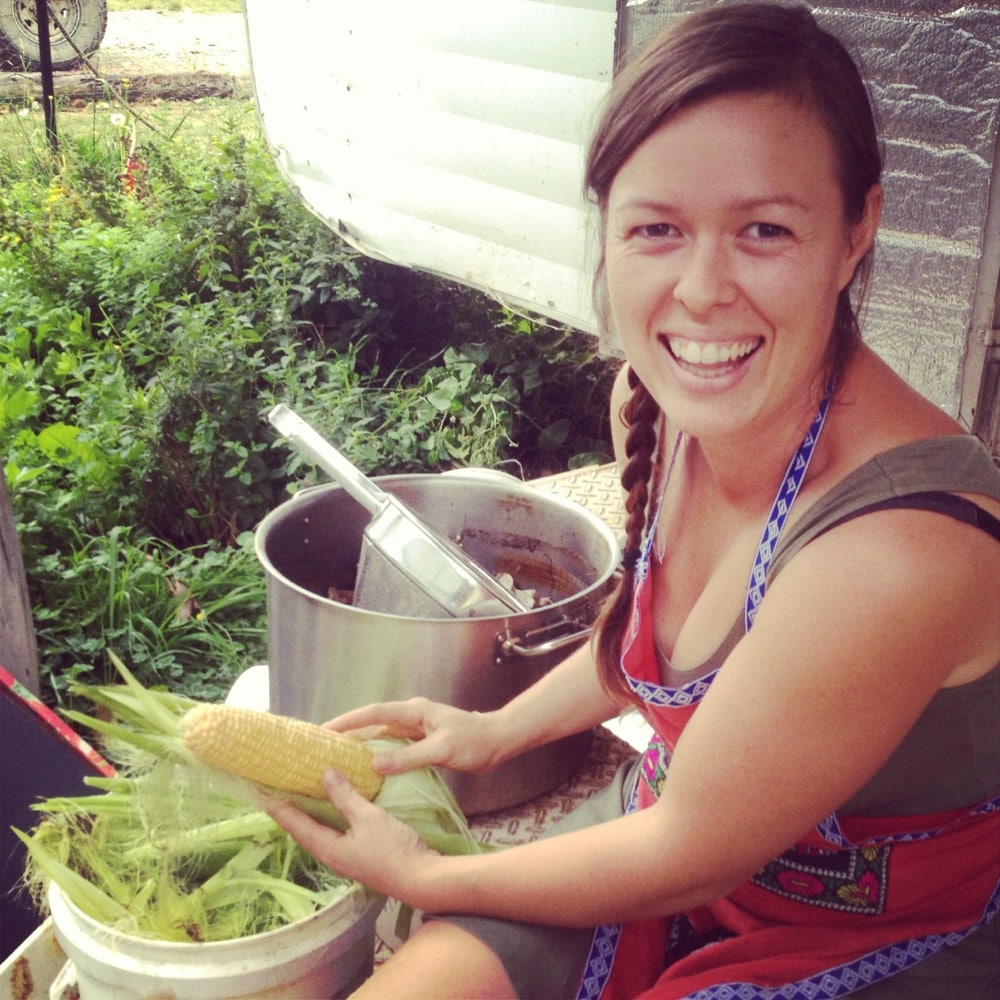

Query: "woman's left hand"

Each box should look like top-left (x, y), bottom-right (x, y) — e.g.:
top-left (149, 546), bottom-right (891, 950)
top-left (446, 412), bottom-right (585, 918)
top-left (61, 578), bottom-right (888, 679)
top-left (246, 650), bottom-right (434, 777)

top-left (265, 768), bottom-right (440, 900)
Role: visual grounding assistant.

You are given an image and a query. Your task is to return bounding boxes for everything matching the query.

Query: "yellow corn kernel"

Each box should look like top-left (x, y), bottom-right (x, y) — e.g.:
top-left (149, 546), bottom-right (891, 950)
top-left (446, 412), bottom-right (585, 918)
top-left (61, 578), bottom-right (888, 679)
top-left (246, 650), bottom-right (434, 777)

top-left (179, 703), bottom-right (383, 801)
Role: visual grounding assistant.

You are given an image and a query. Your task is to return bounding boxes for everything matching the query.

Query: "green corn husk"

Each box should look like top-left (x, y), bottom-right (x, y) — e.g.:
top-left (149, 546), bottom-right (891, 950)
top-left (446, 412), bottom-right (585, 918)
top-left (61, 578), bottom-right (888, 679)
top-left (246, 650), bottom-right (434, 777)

top-left (17, 762), bottom-right (355, 942)
top-left (16, 652), bottom-right (494, 944)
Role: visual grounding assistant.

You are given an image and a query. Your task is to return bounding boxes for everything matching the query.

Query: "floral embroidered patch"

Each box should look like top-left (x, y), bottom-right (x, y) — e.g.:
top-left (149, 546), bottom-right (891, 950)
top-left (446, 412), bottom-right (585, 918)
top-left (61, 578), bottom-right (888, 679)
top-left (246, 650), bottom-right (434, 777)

top-left (752, 843), bottom-right (891, 915)
top-left (640, 737), bottom-right (669, 798)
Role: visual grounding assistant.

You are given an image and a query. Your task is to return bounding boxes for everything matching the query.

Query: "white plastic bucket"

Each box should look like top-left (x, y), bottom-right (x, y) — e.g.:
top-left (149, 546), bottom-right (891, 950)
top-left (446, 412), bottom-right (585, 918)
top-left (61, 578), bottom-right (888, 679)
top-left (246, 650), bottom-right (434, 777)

top-left (48, 882), bottom-right (383, 999)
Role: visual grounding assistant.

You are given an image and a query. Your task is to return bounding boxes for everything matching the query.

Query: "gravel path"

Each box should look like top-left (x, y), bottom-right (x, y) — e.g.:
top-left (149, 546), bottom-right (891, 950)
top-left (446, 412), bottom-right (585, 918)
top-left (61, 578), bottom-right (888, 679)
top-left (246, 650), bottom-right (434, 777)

top-left (94, 11), bottom-right (250, 77)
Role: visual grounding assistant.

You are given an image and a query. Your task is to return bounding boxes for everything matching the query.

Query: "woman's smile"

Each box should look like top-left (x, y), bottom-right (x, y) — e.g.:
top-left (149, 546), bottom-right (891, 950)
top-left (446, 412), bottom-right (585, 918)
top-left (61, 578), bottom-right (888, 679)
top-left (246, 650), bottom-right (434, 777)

top-left (663, 335), bottom-right (763, 376)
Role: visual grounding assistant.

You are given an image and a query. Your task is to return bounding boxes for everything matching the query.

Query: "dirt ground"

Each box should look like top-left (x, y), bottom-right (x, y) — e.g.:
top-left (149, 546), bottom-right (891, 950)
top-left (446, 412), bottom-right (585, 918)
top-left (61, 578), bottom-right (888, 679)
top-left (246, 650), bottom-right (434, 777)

top-left (0, 11), bottom-right (253, 102)
top-left (94, 10), bottom-right (250, 78)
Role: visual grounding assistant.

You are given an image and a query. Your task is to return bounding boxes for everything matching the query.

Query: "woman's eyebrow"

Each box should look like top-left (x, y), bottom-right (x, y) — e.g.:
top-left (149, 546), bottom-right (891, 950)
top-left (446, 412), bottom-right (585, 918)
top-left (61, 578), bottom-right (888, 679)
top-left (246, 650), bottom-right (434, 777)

top-left (610, 198), bottom-right (684, 218)
top-left (731, 194), bottom-right (809, 213)
top-left (613, 194), bottom-right (808, 214)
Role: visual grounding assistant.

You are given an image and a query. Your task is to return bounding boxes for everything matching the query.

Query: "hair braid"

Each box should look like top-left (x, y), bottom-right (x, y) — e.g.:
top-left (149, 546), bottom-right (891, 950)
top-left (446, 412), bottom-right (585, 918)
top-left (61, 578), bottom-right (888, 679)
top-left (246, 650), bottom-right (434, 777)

top-left (594, 371), bottom-right (661, 705)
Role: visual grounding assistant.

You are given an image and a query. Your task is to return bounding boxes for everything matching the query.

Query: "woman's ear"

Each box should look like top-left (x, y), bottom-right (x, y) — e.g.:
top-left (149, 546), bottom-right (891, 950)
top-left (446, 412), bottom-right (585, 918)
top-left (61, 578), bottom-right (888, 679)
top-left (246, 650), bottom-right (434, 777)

top-left (840, 183), bottom-right (883, 289)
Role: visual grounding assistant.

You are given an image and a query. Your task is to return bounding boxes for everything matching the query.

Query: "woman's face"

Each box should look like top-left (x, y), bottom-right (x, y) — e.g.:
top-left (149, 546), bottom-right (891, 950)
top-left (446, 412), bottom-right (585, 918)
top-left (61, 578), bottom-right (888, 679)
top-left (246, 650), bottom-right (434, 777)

top-left (605, 91), bottom-right (879, 445)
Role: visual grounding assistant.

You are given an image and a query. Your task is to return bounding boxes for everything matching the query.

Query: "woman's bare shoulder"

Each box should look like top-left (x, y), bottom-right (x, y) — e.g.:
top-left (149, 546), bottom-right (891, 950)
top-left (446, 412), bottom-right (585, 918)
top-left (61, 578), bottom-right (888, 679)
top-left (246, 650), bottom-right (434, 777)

top-left (834, 348), bottom-right (964, 452)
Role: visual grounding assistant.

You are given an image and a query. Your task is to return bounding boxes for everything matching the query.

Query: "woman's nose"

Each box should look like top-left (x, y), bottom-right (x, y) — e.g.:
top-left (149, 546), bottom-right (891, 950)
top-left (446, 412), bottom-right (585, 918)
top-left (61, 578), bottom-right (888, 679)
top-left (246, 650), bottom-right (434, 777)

top-left (672, 239), bottom-right (737, 315)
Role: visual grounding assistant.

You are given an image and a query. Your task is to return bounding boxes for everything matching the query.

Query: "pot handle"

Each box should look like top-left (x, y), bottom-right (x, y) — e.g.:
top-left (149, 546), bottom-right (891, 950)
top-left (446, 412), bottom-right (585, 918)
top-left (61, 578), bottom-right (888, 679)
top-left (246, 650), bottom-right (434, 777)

top-left (497, 620), bottom-right (592, 660)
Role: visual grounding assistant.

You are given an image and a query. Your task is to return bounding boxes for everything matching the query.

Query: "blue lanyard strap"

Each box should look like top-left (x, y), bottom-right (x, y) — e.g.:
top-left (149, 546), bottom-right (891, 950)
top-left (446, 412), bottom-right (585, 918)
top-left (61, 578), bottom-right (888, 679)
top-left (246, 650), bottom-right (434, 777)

top-left (744, 383), bottom-right (835, 632)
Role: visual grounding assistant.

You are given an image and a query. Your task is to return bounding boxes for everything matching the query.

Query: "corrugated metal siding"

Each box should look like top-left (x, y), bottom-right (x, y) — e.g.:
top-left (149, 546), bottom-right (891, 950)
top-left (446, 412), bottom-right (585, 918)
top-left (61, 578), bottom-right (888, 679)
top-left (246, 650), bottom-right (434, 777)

top-left (245, 0), bottom-right (616, 331)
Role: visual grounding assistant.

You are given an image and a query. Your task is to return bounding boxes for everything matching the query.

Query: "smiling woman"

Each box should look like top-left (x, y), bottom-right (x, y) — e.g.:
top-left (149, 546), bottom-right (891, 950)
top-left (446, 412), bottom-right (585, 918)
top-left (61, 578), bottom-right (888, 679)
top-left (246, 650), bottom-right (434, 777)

top-left (265, 5), bottom-right (1000, 998)
top-left (602, 91), bottom-right (881, 449)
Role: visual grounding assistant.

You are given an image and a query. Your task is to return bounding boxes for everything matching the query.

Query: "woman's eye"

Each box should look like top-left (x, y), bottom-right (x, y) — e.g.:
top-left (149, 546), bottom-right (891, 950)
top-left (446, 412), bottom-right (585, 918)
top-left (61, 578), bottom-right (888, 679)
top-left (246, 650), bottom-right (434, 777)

top-left (632, 223), bottom-right (678, 240)
top-left (745, 222), bottom-right (791, 240)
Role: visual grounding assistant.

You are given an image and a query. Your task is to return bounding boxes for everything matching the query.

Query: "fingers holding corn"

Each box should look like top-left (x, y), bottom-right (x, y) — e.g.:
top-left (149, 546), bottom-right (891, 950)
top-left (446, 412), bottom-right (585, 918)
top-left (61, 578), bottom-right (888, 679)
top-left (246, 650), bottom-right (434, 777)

top-left (325, 697), bottom-right (500, 776)
top-left (265, 768), bottom-right (439, 901)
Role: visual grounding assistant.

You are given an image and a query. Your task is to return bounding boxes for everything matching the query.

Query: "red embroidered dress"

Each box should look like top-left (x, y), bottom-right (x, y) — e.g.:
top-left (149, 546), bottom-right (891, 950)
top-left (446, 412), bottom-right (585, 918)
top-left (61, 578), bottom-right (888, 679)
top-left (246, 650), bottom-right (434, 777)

top-left (577, 430), bottom-right (1000, 999)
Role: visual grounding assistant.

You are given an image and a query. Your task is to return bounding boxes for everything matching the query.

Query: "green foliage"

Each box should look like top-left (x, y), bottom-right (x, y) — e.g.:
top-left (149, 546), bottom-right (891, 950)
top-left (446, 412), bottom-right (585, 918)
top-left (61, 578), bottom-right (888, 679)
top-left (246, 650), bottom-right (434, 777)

top-left (0, 98), bottom-right (616, 709)
top-left (30, 529), bottom-right (267, 708)
top-left (350, 265), bottom-right (620, 477)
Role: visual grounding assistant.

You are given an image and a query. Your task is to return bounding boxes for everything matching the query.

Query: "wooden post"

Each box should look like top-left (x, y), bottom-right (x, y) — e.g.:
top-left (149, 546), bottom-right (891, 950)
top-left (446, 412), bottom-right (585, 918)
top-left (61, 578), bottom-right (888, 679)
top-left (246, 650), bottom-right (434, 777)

top-left (0, 472), bottom-right (39, 694)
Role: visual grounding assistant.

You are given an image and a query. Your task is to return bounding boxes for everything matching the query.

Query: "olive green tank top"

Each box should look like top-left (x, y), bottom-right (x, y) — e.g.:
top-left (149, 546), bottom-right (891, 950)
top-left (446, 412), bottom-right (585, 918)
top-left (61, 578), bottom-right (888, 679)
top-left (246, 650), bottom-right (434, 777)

top-left (771, 434), bottom-right (1000, 816)
top-left (657, 434), bottom-right (1000, 817)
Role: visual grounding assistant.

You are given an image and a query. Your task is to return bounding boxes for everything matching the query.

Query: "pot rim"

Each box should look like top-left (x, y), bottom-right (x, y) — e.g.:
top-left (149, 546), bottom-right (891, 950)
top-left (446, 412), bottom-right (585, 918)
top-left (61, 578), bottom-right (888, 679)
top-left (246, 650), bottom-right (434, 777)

top-left (255, 472), bottom-right (621, 623)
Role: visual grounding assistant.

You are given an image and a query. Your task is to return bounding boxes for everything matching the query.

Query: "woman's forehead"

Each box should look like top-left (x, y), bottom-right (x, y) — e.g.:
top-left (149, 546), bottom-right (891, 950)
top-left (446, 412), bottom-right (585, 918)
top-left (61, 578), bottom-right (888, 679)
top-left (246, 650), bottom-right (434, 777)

top-left (609, 92), bottom-right (841, 208)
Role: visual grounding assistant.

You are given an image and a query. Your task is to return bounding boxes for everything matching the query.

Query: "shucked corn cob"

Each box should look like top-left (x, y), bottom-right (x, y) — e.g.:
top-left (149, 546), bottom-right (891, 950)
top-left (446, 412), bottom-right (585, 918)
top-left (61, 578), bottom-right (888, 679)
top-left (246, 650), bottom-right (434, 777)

top-left (179, 703), bottom-right (383, 801)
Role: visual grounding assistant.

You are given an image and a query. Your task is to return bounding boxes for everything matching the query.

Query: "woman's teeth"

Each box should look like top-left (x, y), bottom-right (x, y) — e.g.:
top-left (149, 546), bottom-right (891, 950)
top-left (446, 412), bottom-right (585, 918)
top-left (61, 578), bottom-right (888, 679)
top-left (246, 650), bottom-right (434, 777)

top-left (668, 337), bottom-right (759, 366)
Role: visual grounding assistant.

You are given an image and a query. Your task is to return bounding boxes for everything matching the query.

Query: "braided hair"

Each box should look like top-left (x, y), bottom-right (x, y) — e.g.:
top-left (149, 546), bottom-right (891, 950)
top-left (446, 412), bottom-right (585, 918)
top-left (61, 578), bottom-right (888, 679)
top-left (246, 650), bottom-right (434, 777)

top-left (594, 369), bottom-right (661, 704)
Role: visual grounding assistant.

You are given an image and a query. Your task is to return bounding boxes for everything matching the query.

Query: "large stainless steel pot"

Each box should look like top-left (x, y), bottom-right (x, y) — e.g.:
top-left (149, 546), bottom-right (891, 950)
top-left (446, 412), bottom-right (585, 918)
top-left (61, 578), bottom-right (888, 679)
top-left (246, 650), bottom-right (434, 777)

top-left (255, 472), bottom-right (620, 814)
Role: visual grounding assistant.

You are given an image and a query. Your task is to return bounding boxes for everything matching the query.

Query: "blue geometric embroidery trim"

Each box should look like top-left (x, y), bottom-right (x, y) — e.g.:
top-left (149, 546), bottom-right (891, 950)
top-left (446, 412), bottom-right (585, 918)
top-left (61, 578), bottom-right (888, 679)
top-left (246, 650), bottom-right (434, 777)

top-left (573, 759), bottom-right (643, 1000)
top-left (816, 793), bottom-right (1000, 848)
top-left (744, 383), bottom-right (834, 632)
top-left (576, 923), bottom-right (622, 1000)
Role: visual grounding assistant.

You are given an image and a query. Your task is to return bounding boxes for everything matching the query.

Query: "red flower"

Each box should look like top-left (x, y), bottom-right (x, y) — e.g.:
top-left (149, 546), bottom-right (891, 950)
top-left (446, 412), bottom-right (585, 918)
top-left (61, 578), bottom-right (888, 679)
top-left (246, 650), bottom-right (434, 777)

top-left (837, 871), bottom-right (881, 908)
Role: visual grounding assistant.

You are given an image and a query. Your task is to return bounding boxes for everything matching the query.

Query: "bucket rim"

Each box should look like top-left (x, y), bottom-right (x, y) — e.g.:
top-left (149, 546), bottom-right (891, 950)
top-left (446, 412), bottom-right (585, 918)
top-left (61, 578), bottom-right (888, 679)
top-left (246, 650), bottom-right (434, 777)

top-left (47, 879), bottom-right (381, 954)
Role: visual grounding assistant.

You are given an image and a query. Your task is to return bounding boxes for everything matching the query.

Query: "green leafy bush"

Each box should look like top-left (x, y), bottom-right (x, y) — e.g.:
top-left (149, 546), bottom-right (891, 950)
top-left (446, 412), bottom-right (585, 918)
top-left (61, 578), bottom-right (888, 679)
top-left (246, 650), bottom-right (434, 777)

top-left (0, 99), bottom-right (617, 708)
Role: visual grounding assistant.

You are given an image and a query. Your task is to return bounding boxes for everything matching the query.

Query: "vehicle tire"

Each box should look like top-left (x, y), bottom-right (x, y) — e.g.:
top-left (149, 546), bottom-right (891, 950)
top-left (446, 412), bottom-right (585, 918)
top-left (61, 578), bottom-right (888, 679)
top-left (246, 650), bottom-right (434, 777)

top-left (0, 1), bottom-right (108, 72)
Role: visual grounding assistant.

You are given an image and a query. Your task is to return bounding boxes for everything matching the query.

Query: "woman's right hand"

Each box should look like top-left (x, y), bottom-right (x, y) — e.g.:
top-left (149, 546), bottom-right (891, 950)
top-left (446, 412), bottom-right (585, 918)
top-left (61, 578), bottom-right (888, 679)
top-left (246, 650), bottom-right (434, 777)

top-left (325, 698), bottom-right (505, 776)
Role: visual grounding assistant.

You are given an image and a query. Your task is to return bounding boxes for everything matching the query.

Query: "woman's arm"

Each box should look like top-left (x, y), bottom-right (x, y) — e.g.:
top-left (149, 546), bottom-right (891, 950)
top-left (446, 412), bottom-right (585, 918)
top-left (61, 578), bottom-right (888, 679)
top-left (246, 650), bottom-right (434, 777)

top-left (329, 629), bottom-right (624, 777)
top-left (271, 503), bottom-right (998, 927)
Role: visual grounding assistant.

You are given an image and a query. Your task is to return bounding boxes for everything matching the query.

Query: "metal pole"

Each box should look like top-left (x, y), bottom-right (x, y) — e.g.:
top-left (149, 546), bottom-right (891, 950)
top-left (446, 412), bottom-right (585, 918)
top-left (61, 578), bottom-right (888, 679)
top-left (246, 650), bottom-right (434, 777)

top-left (35, 0), bottom-right (57, 152)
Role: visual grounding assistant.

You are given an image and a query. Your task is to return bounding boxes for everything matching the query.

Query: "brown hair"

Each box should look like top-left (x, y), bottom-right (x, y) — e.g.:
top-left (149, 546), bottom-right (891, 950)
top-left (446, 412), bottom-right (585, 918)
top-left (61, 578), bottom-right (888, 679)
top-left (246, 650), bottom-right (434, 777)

top-left (588, 2), bottom-right (884, 704)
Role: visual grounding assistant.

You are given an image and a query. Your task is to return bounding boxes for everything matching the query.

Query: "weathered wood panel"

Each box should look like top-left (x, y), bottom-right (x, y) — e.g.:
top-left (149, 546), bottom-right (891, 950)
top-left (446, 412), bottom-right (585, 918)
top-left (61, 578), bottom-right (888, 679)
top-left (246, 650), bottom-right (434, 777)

top-left (0, 474), bottom-right (38, 695)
